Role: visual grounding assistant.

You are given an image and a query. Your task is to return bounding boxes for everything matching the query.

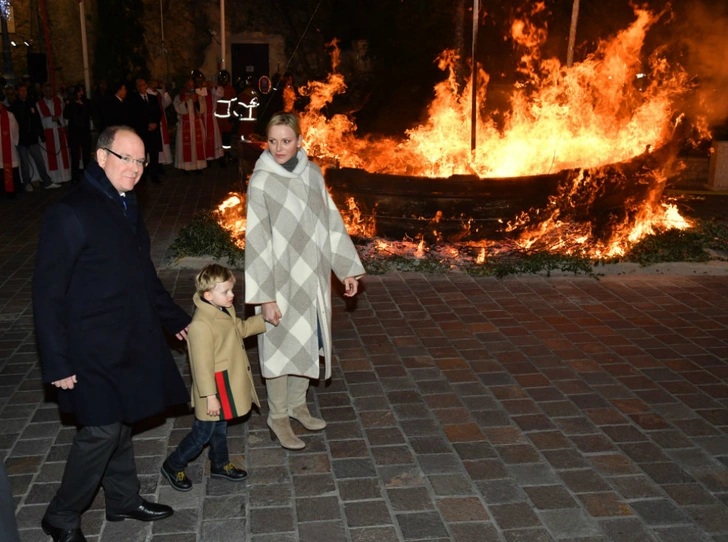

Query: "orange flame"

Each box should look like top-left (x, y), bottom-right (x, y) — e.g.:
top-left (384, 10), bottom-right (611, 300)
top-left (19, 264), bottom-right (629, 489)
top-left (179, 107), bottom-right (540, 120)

top-left (216, 193), bottom-right (247, 249)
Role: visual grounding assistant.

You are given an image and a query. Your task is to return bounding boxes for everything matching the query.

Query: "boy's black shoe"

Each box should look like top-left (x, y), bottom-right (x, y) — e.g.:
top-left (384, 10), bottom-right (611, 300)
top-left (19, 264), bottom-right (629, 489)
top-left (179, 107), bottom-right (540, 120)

top-left (160, 460), bottom-right (192, 492)
top-left (211, 462), bottom-right (248, 482)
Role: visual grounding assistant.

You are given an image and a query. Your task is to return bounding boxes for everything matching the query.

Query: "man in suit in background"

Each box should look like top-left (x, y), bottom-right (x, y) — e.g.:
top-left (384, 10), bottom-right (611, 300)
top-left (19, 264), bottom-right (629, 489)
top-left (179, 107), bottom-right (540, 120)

top-left (98, 81), bottom-right (128, 133)
top-left (128, 78), bottom-right (162, 183)
top-left (33, 126), bottom-right (191, 542)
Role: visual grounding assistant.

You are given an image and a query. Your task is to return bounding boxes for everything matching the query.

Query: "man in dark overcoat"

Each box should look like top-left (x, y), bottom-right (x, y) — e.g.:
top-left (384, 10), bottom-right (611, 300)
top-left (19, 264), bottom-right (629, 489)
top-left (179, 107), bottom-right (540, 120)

top-left (33, 126), bottom-right (191, 542)
top-left (127, 78), bottom-right (162, 183)
top-left (98, 81), bottom-right (128, 133)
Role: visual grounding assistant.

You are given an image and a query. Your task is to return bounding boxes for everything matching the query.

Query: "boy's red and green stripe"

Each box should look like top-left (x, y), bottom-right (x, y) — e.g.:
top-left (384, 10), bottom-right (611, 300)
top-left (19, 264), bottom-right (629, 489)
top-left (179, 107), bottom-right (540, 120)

top-left (215, 370), bottom-right (237, 420)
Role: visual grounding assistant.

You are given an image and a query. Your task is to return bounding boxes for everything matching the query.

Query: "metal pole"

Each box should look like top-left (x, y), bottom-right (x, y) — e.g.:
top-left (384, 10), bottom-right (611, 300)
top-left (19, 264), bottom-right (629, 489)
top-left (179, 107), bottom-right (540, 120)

top-left (471, 0), bottom-right (479, 153)
top-left (566, 0), bottom-right (580, 67)
top-left (79, 1), bottom-right (90, 97)
top-left (220, 0), bottom-right (226, 70)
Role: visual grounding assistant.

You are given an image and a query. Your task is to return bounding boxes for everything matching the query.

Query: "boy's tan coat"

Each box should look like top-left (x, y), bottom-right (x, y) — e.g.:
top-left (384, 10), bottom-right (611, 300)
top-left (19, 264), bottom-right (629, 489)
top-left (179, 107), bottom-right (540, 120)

top-left (188, 293), bottom-right (266, 421)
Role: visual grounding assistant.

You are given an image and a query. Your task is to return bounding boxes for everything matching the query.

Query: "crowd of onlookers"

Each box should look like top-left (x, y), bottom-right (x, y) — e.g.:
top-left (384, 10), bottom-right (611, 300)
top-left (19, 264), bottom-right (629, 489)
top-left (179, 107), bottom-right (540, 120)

top-left (0, 69), bottom-right (294, 199)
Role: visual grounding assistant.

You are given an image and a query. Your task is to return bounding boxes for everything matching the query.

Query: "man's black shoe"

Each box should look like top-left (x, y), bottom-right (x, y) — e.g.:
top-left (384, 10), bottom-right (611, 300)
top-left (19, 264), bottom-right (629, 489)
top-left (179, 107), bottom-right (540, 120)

top-left (211, 462), bottom-right (248, 482)
top-left (41, 517), bottom-right (87, 542)
top-left (161, 460), bottom-right (192, 492)
top-left (106, 499), bottom-right (174, 522)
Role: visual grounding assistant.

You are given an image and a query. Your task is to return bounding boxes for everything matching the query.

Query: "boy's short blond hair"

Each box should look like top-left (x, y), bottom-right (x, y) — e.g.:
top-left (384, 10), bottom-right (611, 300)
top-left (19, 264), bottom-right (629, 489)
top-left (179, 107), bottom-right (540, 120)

top-left (195, 264), bottom-right (235, 297)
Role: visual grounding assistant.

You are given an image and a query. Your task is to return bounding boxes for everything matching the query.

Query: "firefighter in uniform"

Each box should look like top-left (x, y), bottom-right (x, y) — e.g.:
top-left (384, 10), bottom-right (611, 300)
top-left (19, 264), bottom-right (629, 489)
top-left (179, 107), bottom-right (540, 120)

top-left (214, 70), bottom-right (237, 167)
top-left (234, 76), bottom-right (260, 142)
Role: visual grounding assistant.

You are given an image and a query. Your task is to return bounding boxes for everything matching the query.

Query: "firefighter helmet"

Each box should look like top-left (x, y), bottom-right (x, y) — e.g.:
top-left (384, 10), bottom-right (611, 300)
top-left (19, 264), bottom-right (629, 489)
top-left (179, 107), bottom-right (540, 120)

top-left (218, 70), bottom-right (231, 85)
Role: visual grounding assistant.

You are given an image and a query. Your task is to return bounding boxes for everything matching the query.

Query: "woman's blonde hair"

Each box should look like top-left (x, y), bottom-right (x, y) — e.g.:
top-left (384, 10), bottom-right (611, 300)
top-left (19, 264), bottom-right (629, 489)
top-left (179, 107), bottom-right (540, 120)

top-left (195, 263), bottom-right (235, 297)
top-left (266, 111), bottom-right (301, 137)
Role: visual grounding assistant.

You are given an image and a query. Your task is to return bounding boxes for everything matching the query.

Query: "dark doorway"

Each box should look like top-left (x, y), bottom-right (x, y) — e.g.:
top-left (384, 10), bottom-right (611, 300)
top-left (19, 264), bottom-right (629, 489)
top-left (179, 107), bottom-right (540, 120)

top-left (231, 43), bottom-right (269, 85)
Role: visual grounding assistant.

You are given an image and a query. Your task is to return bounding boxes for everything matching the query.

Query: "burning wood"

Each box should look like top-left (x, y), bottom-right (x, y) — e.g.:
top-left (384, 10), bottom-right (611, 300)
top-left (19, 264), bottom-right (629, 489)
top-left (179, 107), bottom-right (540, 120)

top-left (220, 6), bottom-right (703, 262)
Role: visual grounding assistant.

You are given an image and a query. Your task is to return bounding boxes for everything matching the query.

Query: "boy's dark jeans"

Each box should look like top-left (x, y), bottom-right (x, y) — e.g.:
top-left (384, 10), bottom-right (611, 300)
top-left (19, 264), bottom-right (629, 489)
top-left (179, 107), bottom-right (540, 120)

top-left (166, 419), bottom-right (229, 471)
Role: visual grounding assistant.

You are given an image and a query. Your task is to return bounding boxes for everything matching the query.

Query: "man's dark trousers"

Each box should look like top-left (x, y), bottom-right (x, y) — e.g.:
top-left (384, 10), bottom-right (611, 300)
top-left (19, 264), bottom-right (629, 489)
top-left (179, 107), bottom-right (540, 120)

top-left (43, 423), bottom-right (142, 529)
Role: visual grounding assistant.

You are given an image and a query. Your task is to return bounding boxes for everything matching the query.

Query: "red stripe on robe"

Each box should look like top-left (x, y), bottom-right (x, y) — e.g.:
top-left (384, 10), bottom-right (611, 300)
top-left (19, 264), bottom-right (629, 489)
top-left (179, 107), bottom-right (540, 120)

top-left (155, 93), bottom-right (170, 145)
top-left (1, 109), bottom-right (14, 192)
top-left (37, 97), bottom-right (70, 172)
top-left (203, 93), bottom-right (215, 159)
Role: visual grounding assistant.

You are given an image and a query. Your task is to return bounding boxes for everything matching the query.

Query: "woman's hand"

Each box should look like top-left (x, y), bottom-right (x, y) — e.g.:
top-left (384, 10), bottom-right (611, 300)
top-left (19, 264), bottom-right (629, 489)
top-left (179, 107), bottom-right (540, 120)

top-left (262, 302), bottom-right (282, 326)
top-left (343, 277), bottom-right (359, 297)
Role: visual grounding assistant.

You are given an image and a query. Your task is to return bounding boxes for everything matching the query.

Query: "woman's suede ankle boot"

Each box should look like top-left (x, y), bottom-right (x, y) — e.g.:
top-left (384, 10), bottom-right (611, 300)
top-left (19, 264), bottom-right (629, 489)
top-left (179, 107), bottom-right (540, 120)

top-left (267, 417), bottom-right (305, 450)
top-left (289, 404), bottom-right (327, 431)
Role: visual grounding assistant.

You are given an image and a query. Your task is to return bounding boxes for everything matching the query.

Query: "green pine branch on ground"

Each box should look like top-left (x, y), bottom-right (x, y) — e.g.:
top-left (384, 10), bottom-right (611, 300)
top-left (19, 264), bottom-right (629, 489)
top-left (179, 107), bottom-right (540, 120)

top-left (169, 212), bottom-right (728, 278)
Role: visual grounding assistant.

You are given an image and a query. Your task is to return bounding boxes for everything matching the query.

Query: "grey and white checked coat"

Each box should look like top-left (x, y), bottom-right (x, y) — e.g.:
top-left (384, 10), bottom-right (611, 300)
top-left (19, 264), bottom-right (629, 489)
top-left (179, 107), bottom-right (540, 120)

top-left (244, 149), bottom-right (365, 380)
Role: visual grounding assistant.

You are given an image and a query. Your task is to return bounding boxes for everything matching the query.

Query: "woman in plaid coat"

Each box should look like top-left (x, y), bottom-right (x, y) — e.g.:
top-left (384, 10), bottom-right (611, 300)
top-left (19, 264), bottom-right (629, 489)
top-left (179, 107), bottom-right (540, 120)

top-left (245, 112), bottom-right (365, 450)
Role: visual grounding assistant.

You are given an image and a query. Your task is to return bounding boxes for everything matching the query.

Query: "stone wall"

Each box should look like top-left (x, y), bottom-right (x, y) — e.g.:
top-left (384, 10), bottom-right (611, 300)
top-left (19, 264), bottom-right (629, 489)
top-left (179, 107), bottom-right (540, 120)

top-left (3, 0), bottom-right (324, 93)
top-left (3, 1), bottom-right (96, 89)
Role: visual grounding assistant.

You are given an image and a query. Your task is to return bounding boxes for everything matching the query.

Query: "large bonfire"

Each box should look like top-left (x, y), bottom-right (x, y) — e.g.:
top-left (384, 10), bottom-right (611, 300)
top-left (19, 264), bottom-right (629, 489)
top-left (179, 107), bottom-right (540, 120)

top-left (217, 5), bottom-right (707, 264)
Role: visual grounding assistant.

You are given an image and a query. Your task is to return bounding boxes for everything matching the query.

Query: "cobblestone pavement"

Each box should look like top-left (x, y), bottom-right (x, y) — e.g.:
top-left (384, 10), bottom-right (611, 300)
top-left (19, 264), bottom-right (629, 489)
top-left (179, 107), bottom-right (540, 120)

top-left (2, 166), bottom-right (728, 542)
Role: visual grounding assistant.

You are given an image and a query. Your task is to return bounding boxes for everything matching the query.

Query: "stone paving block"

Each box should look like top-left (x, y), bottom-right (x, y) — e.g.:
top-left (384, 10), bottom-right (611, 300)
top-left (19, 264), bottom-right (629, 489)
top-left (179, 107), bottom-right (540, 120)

top-left (344, 500), bottom-right (393, 528)
top-left (349, 526), bottom-right (402, 542)
top-left (379, 465), bottom-right (426, 488)
top-left (528, 431), bottom-right (572, 451)
top-left (559, 469), bottom-right (611, 493)
top-left (524, 485), bottom-right (580, 510)
top-left (639, 462), bottom-right (695, 485)
top-left (332, 458), bottom-right (376, 479)
top-left (396, 511), bottom-right (449, 540)
top-left (542, 449), bottom-right (590, 470)
top-left (201, 495), bottom-right (245, 520)
top-left (248, 483), bottom-right (291, 507)
top-left (477, 479), bottom-right (527, 504)
top-left (483, 427), bottom-right (528, 446)
top-left (199, 519), bottom-right (248, 542)
top-left (687, 505), bottom-right (728, 533)
top-left (508, 464), bottom-right (560, 486)
top-left (330, 439), bottom-right (369, 459)
top-left (371, 445), bottom-right (415, 466)
top-left (296, 495), bottom-right (342, 522)
top-left (151, 508), bottom-right (199, 534)
top-left (298, 520), bottom-right (348, 542)
top-left (410, 436), bottom-right (454, 455)
top-left (588, 455), bottom-right (639, 478)
top-left (463, 459), bottom-right (509, 481)
top-left (496, 444), bottom-right (541, 464)
top-left (102, 518), bottom-right (149, 542)
top-left (577, 492), bottom-right (633, 518)
top-left (449, 522), bottom-right (502, 542)
top-left (338, 478), bottom-right (382, 501)
top-left (490, 502), bottom-right (542, 530)
top-left (151, 534), bottom-right (197, 542)
top-left (387, 486), bottom-right (435, 512)
top-left (452, 441), bottom-right (497, 461)
top-left (599, 517), bottom-right (657, 542)
top-left (652, 525), bottom-right (712, 542)
top-left (249, 506), bottom-right (294, 534)
top-left (502, 528), bottom-right (555, 542)
top-left (429, 473), bottom-right (476, 496)
top-left (366, 427), bottom-right (406, 446)
top-left (539, 508), bottom-right (601, 538)
top-left (436, 496), bottom-right (489, 522)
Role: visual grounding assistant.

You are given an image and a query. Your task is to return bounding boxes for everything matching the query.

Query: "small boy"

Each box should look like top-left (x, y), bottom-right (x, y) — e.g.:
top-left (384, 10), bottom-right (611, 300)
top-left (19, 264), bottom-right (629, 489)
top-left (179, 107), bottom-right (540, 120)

top-left (161, 264), bottom-right (266, 491)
